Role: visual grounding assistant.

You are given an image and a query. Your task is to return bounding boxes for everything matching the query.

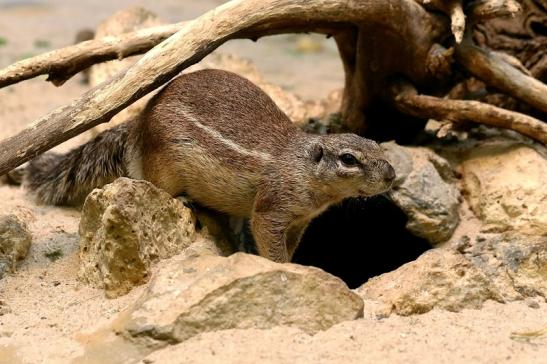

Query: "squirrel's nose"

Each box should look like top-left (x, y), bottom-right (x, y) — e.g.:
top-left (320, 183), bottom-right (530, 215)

top-left (381, 160), bottom-right (396, 183)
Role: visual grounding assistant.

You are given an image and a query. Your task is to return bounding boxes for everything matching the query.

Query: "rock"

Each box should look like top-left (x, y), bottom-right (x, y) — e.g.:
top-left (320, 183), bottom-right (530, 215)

top-left (0, 212), bottom-right (33, 277)
top-left (0, 261), bottom-right (7, 279)
top-left (356, 249), bottom-right (503, 316)
top-left (525, 297), bottom-right (541, 309)
top-left (356, 230), bottom-right (546, 317)
top-left (78, 178), bottom-right (197, 298)
top-left (117, 253), bottom-right (363, 346)
top-left (461, 233), bottom-right (547, 301)
top-left (382, 142), bottom-right (461, 244)
top-left (380, 141), bottom-right (413, 185)
top-left (460, 142), bottom-right (547, 235)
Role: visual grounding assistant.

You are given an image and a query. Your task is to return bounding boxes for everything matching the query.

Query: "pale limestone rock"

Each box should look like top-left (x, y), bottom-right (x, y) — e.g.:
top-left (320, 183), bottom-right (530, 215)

top-left (356, 232), bottom-right (546, 317)
top-left (117, 253), bottom-right (363, 346)
top-left (0, 212), bottom-right (32, 277)
top-left (460, 142), bottom-right (547, 235)
top-left (356, 249), bottom-right (502, 316)
top-left (78, 178), bottom-right (197, 298)
top-left (382, 142), bottom-right (461, 244)
top-left (461, 233), bottom-right (547, 301)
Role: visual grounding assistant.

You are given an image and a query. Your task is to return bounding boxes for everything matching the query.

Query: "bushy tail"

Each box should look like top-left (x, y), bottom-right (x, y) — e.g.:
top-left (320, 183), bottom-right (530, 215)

top-left (24, 123), bottom-right (131, 205)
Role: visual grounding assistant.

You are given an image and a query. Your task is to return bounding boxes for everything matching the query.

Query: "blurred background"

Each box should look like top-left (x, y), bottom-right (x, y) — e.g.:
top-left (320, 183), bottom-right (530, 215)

top-left (0, 0), bottom-right (343, 100)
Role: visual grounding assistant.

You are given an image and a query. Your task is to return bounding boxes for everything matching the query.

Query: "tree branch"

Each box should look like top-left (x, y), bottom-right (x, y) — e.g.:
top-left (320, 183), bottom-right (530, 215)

top-left (448, 1), bottom-right (465, 43)
top-left (390, 80), bottom-right (547, 144)
top-left (466, 0), bottom-right (521, 21)
top-left (0, 23), bottom-right (185, 88)
top-left (416, 0), bottom-right (465, 43)
top-left (456, 34), bottom-right (547, 114)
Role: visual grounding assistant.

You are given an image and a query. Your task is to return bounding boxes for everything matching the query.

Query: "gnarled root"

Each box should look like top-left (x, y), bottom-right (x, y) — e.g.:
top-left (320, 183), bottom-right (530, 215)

top-left (456, 34), bottom-right (547, 115)
top-left (390, 79), bottom-right (547, 144)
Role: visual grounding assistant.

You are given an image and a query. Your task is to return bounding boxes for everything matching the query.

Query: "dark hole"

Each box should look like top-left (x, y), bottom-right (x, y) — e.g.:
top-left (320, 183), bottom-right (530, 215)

top-left (363, 103), bottom-right (429, 144)
top-left (292, 195), bottom-right (431, 289)
top-left (530, 21), bottom-right (547, 37)
top-left (237, 196), bottom-right (431, 289)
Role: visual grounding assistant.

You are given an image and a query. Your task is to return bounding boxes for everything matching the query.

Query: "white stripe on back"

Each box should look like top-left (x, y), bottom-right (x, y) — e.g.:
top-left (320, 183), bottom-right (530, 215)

top-left (180, 108), bottom-right (272, 161)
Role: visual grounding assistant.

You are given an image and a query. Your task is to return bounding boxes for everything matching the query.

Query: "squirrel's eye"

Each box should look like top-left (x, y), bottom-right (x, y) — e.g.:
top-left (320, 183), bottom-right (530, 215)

top-left (340, 153), bottom-right (358, 166)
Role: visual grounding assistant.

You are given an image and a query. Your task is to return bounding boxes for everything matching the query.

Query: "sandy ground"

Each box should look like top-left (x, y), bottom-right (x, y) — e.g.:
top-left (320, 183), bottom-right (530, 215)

top-left (0, 1), bottom-right (546, 363)
top-left (144, 300), bottom-right (547, 364)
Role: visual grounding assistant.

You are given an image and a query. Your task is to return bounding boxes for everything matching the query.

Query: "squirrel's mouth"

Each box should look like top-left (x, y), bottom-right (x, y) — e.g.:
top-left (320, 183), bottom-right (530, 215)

top-left (358, 184), bottom-right (393, 196)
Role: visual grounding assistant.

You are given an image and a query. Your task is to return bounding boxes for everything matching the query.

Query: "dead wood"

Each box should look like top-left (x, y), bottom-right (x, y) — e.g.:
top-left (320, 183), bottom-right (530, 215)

top-left (391, 80), bottom-right (547, 144)
top-left (333, 2), bottom-right (448, 132)
top-left (0, 0), bottom-right (521, 90)
top-left (456, 33), bottom-right (547, 114)
top-left (466, 0), bottom-right (521, 21)
top-left (417, 0), bottom-right (466, 43)
top-left (473, 0), bottom-right (547, 81)
top-left (0, 22), bottom-right (185, 87)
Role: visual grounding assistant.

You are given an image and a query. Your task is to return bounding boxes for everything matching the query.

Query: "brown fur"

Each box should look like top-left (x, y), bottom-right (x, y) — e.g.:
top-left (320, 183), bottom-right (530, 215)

top-left (23, 69), bottom-right (395, 262)
top-left (25, 123), bottom-right (130, 205)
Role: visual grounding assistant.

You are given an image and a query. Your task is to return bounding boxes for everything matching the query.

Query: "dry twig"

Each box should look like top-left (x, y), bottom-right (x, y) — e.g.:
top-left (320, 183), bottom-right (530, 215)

top-left (391, 80), bottom-right (547, 144)
top-left (466, 0), bottom-right (521, 21)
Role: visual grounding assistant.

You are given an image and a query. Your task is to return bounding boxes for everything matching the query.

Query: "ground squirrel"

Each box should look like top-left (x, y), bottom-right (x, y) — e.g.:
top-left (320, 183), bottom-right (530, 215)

top-left (20, 69), bottom-right (395, 262)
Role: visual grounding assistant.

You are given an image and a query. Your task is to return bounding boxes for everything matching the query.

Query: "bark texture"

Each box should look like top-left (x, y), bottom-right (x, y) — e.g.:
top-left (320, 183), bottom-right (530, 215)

top-left (474, 0), bottom-right (547, 82)
top-left (391, 80), bottom-right (547, 144)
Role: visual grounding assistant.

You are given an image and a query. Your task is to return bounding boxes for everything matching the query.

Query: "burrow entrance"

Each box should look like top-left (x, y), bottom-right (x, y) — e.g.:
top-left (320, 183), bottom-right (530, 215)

top-left (233, 194), bottom-right (431, 289)
top-left (292, 195), bottom-right (431, 289)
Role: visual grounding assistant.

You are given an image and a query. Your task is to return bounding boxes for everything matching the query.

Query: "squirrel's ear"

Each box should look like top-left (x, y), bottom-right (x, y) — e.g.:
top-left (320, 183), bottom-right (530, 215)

top-left (311, 143), bottom-right (323, 163)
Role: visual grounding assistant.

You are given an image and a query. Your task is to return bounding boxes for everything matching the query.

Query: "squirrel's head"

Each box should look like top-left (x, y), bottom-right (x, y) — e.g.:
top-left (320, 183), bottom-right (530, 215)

top-left (308, 133), bottom-right (395, 199)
